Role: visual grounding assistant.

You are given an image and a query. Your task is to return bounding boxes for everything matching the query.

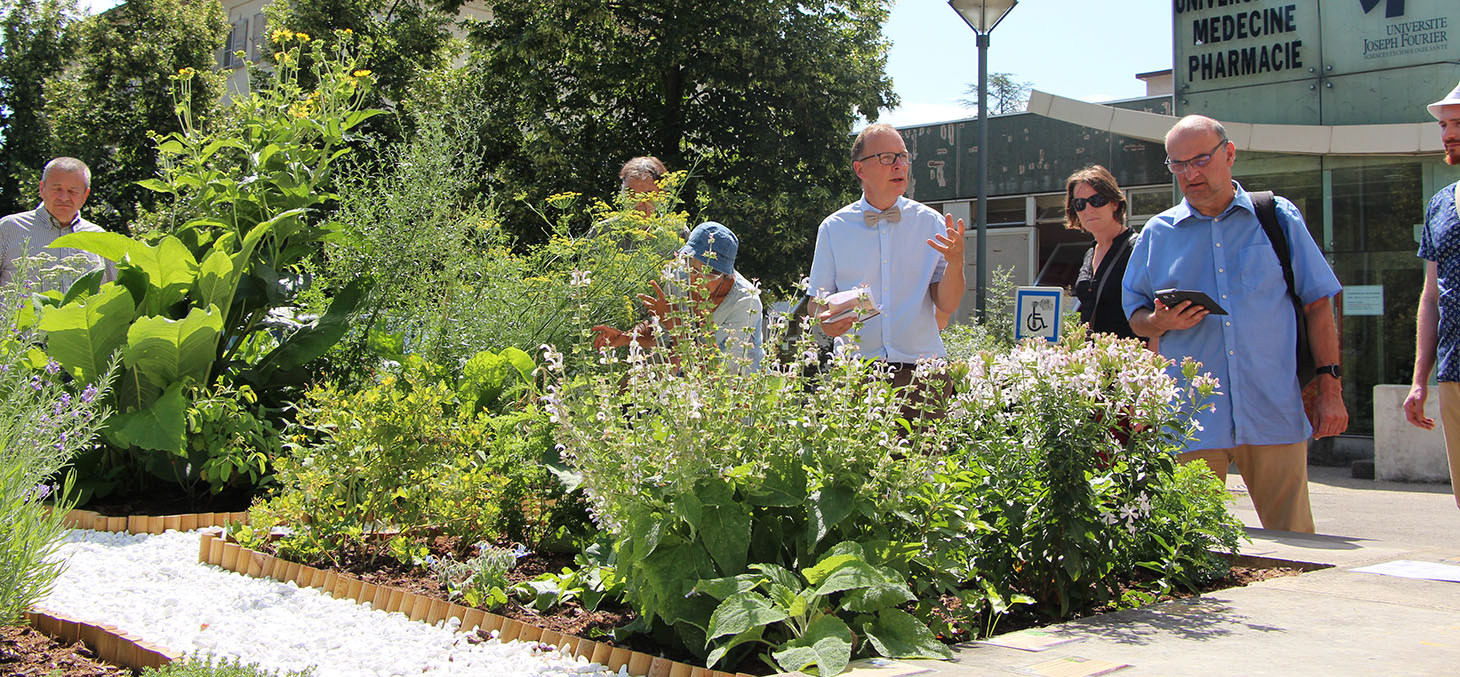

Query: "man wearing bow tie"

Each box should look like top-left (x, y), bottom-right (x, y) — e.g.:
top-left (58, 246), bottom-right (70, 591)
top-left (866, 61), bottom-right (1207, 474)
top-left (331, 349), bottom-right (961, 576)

top-left (806, 123), bottom-right (965, 401)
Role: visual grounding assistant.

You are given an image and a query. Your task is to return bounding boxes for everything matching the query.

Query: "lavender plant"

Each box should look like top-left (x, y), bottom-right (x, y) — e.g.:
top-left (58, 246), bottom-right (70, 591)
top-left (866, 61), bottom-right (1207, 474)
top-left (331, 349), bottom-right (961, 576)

top-left (0, 271), bottom-right (112, 626)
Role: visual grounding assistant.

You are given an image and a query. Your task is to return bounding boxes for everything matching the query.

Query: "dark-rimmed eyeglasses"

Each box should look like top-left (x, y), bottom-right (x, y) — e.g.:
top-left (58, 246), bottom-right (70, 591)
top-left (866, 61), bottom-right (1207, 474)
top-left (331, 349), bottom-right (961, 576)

top-left (1165, 139), bottom-right (1230, 175)
top-left (1072, 194), bottom-right (1111, 212)
top-left (856, 151), bottom-right (910, 166)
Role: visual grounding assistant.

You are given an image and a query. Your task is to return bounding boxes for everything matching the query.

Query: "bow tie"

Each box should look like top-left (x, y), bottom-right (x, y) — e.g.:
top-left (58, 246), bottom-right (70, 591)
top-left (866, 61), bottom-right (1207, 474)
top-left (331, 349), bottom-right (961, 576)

top-left (863, 207), bottom-right (901, 227)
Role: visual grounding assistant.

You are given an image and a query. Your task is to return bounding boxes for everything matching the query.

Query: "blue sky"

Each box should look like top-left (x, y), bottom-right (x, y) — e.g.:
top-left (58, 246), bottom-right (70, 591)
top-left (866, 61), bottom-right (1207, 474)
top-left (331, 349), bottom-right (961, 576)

top-left (81, 0), bottom-right (1174, 127)
top-left (879, 0), bottom-right (1174, 126)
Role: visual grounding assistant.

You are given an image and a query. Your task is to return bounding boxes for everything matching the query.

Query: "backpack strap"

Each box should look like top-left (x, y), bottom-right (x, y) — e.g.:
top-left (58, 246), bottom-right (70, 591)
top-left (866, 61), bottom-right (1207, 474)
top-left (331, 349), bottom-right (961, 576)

top-left (1251, 191), bottom-right (1300, 308)
top-left (1252, 190), bottom-right (1315, 387)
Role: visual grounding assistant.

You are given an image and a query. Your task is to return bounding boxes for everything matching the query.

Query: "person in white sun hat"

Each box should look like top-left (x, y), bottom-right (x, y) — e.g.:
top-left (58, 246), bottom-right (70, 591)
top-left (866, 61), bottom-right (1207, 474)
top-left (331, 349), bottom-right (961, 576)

top-left (1404, 79), bottom-right (1460, 509)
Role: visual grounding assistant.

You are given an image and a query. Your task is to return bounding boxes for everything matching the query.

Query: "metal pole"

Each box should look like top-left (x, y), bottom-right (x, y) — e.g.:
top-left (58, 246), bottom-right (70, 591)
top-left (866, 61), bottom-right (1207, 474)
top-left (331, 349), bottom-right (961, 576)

top-left (975, 31), bottom-right (990, 321)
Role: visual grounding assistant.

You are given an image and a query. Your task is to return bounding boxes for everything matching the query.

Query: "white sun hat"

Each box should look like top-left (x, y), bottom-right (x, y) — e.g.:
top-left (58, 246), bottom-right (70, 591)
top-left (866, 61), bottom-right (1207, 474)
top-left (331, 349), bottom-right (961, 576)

top-left (1428, 80), bottom-right (1460, 119)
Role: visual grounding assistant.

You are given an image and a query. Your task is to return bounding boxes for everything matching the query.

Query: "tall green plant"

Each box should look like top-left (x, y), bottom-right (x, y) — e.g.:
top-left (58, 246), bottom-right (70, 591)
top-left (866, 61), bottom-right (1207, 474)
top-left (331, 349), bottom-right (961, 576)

top-left (33, 32), bottom-right (379, 499)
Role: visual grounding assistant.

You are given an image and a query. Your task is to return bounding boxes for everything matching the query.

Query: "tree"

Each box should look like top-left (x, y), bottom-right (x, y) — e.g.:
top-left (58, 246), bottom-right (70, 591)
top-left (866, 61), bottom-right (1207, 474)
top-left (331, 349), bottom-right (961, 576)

top-left (458, 0), bottom-right (898, 289)
top-left (0, 0), bottom-right (76, 217)
top-left (42, 0), bottom-right (228, 233)
top-left (958, 72), bottom-right (1032, 116)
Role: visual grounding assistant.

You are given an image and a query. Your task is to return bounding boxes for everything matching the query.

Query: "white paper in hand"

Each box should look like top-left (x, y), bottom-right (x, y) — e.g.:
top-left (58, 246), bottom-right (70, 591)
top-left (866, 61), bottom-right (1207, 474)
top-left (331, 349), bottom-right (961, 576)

top-left (822, 287), bottom-right (881, 324)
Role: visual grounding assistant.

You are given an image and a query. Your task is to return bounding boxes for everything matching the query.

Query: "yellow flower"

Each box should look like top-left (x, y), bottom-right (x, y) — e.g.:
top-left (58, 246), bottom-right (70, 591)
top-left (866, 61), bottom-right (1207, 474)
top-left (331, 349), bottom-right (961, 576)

top-left (343, 28), bottom-right (353, 34)
top-left (353, 69), bottom-right (371, 77)
top-left (296, 31), bottom-right (310, 41)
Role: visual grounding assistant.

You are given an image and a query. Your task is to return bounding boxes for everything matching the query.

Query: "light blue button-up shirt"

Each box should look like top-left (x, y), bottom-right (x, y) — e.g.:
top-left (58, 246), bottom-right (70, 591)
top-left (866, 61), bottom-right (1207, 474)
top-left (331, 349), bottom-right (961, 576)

top-left (807, 195), bottom-right (947, 361)
top-left (1121, 183), bottom-right (1341, 450)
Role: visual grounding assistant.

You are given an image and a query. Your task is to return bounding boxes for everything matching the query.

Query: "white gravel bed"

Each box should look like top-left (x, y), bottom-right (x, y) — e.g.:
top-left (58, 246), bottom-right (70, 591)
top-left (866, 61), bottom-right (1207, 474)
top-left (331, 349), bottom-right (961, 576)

top-left (38, 529), bottom-right (629, 677)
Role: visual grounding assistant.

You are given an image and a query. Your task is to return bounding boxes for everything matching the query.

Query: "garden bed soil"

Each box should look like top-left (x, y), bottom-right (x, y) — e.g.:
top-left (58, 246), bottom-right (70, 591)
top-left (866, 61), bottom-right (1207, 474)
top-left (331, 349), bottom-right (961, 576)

top-left (1, 625), bottom-right (130, 677)
top-left (269, 534), bottom-right (1310, 670)
top-left (84, 484), bottom-right (256, 517)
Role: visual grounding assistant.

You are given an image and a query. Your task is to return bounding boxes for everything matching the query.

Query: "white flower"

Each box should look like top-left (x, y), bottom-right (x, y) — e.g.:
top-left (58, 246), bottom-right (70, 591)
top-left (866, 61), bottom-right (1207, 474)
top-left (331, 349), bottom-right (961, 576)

top-left (570, 269), bottom-right (592, 287)
top-left (539, 344), bottom-right (564, 372)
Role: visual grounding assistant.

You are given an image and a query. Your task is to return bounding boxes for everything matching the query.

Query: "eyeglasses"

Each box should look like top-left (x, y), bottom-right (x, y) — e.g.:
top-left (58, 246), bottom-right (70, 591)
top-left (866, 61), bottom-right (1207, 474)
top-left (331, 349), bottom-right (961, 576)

top-left (856, 151), bottom-right (910, 166)
top-left (1072, 193), bottom-right (1111, 212)
top-left (1165, 139), bottom-right (1230, 175)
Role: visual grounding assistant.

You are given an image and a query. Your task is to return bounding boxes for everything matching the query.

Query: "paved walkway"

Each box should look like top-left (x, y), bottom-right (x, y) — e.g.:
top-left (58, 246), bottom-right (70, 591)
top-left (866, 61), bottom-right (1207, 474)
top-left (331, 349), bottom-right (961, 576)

top-left (894, 465), bottom-right (1460, 676)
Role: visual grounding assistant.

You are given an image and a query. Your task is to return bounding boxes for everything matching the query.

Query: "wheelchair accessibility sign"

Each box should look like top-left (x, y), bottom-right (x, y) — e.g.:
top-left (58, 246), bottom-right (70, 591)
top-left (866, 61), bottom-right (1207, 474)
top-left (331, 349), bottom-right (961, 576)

top-left (1014, 286), bottom-right (1063, 342)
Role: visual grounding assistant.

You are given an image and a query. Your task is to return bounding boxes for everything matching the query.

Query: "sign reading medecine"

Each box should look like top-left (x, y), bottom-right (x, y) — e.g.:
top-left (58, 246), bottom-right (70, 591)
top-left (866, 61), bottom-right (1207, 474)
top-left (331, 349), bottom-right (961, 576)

top-left (1174, 1), bottom-right (1319, 91)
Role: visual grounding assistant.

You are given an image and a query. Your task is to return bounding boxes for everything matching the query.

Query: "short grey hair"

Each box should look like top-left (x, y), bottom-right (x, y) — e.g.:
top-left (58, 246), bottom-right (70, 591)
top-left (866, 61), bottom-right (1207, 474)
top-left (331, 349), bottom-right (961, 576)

top-left (42, 157), bottom-right (92, 188)
top-left (618, 156), bottom-right (666, 185)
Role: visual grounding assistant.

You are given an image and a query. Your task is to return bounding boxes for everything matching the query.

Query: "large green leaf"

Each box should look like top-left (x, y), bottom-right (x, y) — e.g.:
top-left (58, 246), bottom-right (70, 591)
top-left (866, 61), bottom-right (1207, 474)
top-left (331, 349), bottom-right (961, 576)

top-left (123, 305), bottom-right (222, 391)
top-left (500, 346), bottom-right (536, 381)
top-left (692, 573), bottom-right (762, 601)
top-left (839, 579), bottom-right (915, 613)
top-left (861, 608), bottom-right (953, 660)
top-left (705, 592), bottom-right (788, 641)
top-left (700, 490), bottom-right (751, 576)
top-left (105, 381), bottom-right (188, 453)
top-left (807, 485), bottom-right (855, 550)
top-left (706, 625), bottom-right (766, 669)
top-left (771, 614), bottom-right (853, 676)
top-left (51, 232), bottom-right (198, 313)
top-left (260, 276), bottom-right (368, 372)
top-left (193, 247), bottom-right (237, 311)
top-left (37, 284), bottom-right (134, 381)
top-left (811, 560), bottom-right (885, 597)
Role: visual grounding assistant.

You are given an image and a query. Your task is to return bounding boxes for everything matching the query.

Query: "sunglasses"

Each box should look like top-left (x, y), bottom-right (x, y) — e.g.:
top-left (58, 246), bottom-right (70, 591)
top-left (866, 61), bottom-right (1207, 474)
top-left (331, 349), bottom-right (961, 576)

top-left (1072, 193), bottom-right (1111, 212)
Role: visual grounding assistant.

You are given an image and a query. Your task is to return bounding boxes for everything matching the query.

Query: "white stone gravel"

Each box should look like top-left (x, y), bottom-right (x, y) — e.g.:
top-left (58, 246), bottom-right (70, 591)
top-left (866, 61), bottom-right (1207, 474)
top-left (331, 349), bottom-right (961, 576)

top-left (38, 529), bottom-right (629, 677)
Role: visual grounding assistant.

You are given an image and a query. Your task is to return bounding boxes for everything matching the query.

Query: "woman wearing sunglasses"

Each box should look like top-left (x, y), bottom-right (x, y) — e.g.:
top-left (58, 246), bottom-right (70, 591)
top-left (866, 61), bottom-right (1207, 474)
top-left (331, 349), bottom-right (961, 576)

top-left (1066, 165), bottom-right (1147, 344)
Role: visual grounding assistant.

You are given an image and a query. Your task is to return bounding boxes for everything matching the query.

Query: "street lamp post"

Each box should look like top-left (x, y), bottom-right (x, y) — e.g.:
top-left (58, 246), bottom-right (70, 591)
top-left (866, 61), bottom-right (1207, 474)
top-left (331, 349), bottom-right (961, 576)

top-left (947, 0), bottom-right (1016, 322)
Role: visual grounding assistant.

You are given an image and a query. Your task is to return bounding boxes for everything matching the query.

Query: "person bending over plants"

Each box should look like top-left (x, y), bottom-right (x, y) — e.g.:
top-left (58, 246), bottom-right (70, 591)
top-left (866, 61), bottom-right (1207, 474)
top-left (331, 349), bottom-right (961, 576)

top-left (591, 221), bottom-right (763, 373)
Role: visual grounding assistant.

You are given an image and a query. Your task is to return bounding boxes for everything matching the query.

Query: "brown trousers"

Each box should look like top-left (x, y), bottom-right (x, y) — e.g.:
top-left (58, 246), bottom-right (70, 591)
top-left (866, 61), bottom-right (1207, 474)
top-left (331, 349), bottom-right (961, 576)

top-left (1432, 382), bottom-right (1460, 509)
top-left (1179, 441), bottom-right (1315, 533)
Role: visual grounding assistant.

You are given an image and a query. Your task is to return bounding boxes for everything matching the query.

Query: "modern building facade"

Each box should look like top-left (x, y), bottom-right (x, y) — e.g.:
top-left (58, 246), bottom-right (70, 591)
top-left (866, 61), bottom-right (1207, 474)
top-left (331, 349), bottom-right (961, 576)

top-left (898, 0), bottom-right (1459, 436)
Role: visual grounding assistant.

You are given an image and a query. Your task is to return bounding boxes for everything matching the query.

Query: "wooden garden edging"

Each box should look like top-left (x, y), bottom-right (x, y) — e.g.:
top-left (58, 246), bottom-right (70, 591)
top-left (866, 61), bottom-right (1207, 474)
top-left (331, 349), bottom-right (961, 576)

top-left (58, 508), bottom-right (250, 533)
top-left (24, 608), bottom-right (182, 671)
top-left (198, 530), bottom-right (754, 677)
top-left (24, 510), bottom-right (248, 670)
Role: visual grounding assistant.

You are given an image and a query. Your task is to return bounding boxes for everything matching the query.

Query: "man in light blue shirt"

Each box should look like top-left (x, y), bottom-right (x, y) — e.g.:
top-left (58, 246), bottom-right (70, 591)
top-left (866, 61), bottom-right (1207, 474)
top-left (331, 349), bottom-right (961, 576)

top-left (1123, 115), bottom-right (1346, 533)
top-left (807, 123), bottom-right (965, 364)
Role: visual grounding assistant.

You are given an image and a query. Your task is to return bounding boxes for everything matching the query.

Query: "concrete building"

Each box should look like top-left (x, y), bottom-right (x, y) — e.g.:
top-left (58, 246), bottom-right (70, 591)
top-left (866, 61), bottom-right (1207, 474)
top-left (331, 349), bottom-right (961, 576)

top-left (897, 0), bottom-right (1459, 439)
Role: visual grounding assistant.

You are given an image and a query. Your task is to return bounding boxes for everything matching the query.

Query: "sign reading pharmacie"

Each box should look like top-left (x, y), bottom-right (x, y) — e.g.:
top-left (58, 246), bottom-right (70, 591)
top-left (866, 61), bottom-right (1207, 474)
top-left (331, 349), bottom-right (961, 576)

top-left (1173, 0), bottom-right (1455, 91)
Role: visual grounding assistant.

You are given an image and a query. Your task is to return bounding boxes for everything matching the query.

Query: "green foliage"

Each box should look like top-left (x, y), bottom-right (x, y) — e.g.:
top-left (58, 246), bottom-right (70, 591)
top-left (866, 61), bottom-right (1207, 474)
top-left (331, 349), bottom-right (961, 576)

top-left (545, 296), bottom-right (944, 667)
top-left (0, 0), bottom-right (76, 216)
top-left (141, 656), bottom-right (312, 677)
top-left (696, 543), bottom-right (952, 674)
top-left (42, 0), bottom-right (228, 230)
top-left (0, 270), bottom-right (111, 626)
top-left (428, 545), bottom-right (519, 610)
top-left (454, 0), bottom-right (898, 289)
top-left (249, 353), bottom-right (584, 567)
top-left (511, 549), bottom-right (623, 614)
top-left (37, 33), bottom-right (378, 501)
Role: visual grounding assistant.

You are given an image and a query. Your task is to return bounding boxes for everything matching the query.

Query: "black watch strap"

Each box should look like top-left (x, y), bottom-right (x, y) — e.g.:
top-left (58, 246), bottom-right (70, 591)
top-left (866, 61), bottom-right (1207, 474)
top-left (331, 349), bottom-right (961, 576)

top-left (1315, 364), bottom-right (1342, 379)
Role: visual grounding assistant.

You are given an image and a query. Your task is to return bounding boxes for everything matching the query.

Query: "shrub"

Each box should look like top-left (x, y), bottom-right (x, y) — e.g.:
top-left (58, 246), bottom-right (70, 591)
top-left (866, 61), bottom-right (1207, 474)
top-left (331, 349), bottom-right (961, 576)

top-left (545, 280), bottom-right (1237, 668)
top-left (243, 351), bottom-right (585, 565)
top-left (0, 273), bottom-right (111, 626)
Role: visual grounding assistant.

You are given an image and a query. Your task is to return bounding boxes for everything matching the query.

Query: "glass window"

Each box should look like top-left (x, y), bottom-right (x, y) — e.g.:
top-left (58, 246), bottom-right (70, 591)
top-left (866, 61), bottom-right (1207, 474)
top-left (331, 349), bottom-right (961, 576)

top-left (1034, 194), bottom-right (1066, 224)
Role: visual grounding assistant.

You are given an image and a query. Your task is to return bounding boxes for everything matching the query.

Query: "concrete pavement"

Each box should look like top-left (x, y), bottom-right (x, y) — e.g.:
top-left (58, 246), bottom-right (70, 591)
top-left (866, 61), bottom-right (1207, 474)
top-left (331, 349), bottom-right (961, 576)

top-left (893, 465), bottom-right (1460, 676)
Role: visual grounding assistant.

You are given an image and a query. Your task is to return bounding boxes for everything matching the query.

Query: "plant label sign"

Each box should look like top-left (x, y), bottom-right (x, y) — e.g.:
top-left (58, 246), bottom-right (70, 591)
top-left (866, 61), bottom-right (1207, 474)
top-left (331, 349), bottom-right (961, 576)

top-left (1015, 286), bottom-right (1063, 343)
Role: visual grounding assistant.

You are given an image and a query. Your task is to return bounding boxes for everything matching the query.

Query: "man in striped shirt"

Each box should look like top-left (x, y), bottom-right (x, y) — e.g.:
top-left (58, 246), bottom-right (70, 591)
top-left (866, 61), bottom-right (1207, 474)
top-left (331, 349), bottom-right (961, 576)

top-left (0, 157), bottom-right (115, 290)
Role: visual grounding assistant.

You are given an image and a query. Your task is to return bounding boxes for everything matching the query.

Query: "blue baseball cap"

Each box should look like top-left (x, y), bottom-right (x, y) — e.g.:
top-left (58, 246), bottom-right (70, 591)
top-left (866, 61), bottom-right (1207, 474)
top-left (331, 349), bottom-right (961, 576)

top-left (679, 221), bottom-right (738, 277)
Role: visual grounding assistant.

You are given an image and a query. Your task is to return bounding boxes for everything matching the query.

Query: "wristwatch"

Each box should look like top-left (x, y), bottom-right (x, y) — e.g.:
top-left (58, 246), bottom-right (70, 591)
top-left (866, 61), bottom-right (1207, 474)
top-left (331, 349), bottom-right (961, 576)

top-left (1315, 364), bottom-right (1342, 379)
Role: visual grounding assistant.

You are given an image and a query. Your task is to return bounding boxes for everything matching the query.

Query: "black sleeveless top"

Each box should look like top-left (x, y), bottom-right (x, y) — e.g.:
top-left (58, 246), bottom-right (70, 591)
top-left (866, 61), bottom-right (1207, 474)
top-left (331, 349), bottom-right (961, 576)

top-left (1073, 229), bottom-right (1142, 340)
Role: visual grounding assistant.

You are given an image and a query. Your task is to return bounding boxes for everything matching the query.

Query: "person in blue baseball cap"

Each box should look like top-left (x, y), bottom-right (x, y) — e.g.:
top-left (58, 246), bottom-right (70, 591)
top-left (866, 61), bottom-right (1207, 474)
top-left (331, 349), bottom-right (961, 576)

top-left (592, 221), bottom-right (764, 373)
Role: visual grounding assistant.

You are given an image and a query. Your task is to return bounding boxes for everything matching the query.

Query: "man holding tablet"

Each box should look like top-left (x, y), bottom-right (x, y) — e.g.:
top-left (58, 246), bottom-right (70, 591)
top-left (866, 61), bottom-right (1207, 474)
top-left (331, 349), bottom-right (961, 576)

top-left (1122, 115), bottom-right (1346, 533)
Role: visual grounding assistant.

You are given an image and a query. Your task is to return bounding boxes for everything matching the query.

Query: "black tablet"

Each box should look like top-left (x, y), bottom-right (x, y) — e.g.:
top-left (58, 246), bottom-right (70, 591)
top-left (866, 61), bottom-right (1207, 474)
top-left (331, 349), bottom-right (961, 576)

top-left (1155, 288), bottom-right (1228, 315)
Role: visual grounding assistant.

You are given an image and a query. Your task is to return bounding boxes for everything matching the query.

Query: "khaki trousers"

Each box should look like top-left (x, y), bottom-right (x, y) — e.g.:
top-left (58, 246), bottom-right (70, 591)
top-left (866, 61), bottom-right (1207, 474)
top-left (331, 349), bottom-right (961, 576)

top-left (1432, 382), bottom-right (1460, 509)
top-left (1179, 441), bottom-right (1315, 533)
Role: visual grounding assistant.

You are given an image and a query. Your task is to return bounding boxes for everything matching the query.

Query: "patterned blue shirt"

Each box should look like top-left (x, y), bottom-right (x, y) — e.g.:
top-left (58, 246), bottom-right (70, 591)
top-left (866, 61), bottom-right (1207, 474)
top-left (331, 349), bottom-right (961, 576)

top-left (1122, 182), bottom-right (1342, 450)
top-left (807, 195), bottom-right (948, 361)
top-left (1419, 181), bottom-right (1460, 383)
